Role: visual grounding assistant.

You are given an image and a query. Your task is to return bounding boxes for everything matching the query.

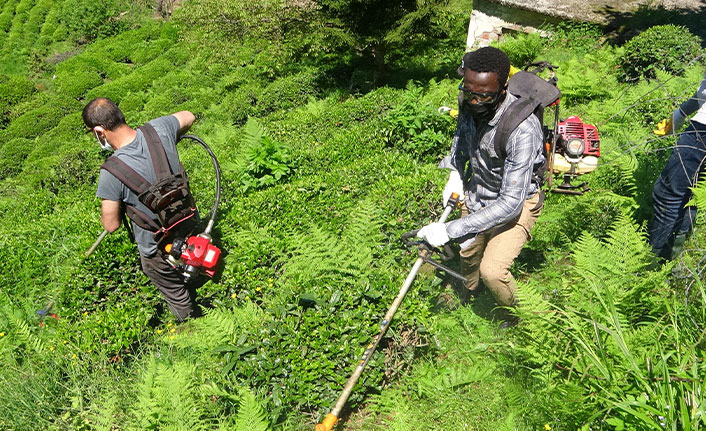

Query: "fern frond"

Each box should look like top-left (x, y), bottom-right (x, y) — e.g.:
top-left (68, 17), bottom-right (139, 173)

top-left (172, 303), bottom-right (268, 353)
top-left (129, 356), bottom-right (209, 431)
top-left (571, 231), bottom-right (605, 281)
top-left (234, 388), bottom-right (269, 431)
top-left (280, 199), bottom-right (383, 289)
top-left (131, 355), bottom-right (159, 431)
top-left (4, 307), bottom-right (44, 356)
top-left (89, 392), bottom-right (120, 431)
top-left (243, 117), bottom-right (266, 146)
top-left (603, 214), bottom-right (651, 275)
top-left (688, 177), bottom-right (706, 210)
top-left (408, 360), bottom-right (494, 399)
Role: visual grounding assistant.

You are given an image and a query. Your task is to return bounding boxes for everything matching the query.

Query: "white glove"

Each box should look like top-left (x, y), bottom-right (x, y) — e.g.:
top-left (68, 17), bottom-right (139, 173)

top-left (417, 222), bottom-right (450, 247)
top-left (443, 170), bottom-right (464, 206)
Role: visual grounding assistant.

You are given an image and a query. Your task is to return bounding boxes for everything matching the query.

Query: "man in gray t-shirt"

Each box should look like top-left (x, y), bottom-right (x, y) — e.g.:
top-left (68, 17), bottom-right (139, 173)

top-left (83, 97), bottom-right (198, 321)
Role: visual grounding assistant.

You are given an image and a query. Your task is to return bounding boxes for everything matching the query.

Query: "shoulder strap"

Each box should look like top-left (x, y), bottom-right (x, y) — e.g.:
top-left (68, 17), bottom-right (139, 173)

top-left (493, 70), bottom-right (561, 159)
top-left (101, 156), bottom-right (151, 195)
top-left (100, 157), bottom-right (162, 232)
top-left (139, 123), bottom-right (172, 180)
top-left (493, 98), bottom-right (541, 159)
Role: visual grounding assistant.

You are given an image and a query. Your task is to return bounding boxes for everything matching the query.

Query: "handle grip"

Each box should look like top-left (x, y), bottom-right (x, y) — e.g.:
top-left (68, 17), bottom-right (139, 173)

top-left (400, 229), bottom-right (421, 248)
top-left (440, 244), bottom-right (455, 261)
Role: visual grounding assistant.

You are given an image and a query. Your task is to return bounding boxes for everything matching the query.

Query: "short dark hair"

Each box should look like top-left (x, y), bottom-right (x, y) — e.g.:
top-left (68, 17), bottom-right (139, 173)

top-left (82, 97), bottom-right (126, 131)
top-left (457, 47), bottom-right (511, 87)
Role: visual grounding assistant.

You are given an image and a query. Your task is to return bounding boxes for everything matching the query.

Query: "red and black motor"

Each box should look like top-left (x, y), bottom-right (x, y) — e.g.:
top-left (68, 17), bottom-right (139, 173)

top-left (166, 234), bottom-right (221, 280)
top-left (164, 134), bottom-right (223, 281)
top-left (550, 116), bottom-right (601, 195)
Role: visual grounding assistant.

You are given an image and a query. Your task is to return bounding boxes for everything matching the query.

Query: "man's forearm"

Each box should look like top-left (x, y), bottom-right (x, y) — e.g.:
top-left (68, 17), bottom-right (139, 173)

top-left (446, 190), bottom-right (526, 237)
top-left (674, 79), bottom-right (706, 131)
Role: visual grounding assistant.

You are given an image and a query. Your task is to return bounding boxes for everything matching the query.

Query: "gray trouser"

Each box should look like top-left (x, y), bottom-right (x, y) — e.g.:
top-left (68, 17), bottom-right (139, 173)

top-left (140, 252), bottom-right (194, 321)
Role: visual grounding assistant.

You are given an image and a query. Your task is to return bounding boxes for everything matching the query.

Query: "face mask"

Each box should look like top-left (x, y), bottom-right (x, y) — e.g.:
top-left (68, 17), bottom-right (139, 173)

top-left (94, 131), bottom-right (113, 152)
top-left (466, 100), bottom-right (496, 120)
top-left (465, 90), bottom-right (506, 122)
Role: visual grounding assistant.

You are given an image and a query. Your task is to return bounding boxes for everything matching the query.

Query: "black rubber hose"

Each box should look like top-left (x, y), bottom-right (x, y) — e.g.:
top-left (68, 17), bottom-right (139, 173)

top-left (178, 134), bottom-right (221, 235)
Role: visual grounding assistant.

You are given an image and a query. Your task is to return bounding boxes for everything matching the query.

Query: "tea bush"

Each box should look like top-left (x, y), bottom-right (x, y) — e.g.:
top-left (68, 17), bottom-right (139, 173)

top-left (0, 137), bottom-right (32, 178)
top-left (0, 73), bottom-right (35, 127)
top-left (85, 55), bottom-right (177, 103)
top-left (59, 0), bottom-right (124, 42)
top-left (0, 0), bottom-right (18, 34)
top-left (617, 24), bottom-right (703, 82)
top-left (216, 82), bottom-right (264, 125)
top-left (55, 69), bottom-right (104, 99)
top-left (0, 95), bottom-right (81, 142)
top-left (34, 5), bottom-right (60, 50)
top-left (258, 68), bottom-right (321, 115)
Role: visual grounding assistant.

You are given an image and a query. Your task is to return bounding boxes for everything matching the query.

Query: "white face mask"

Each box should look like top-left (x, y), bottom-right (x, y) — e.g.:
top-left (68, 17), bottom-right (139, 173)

top-left (94, 131), bottom-right (113, 152)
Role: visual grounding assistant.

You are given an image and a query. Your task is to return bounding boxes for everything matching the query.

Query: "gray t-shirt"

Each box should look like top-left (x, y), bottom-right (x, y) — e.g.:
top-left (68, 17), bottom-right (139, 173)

top-left (96, 115), bottom-right (183, 257)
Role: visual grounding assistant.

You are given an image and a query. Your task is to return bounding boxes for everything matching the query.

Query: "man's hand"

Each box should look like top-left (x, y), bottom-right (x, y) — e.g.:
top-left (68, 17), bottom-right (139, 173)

top-left (443, 170), bottom-right (464, 206)
top-left (654, 117), bottom-right (673, 136)
top-left (417, 222), bottom-right (450, 247)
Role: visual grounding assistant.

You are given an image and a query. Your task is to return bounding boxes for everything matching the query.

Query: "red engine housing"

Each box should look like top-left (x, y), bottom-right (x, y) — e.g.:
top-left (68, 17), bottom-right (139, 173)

top-left (557, 115), bottom-right (600, 157)
top-left (179, 235), bottom-right (221, 278)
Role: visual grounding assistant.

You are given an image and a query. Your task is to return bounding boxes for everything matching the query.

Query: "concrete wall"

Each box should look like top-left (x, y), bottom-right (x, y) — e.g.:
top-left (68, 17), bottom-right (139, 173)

top-left (467, 0), bottom-right (706, 49)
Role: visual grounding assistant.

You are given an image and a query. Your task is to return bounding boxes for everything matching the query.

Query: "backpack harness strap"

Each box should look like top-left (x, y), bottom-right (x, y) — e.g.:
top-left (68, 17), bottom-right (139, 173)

top-left (99, 123), bottom-right (186, 235)
top-left (493, 97), bottom-right (541, 160)
top-left (493, 97), bottom-right (546, 211)
top-left (491, 71), bottom-right (561, 211)
top-left (141, 123), bottom-right (172, 180)
top-left (101, 156), bottom-right (162, 232)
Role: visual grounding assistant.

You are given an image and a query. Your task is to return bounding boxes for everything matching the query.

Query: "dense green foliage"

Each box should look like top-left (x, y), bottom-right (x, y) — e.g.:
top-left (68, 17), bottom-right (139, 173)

top-left (617, 24), bottom-right (704, 82)
top-left (381, 80), bottom-right (456, 163)
top-left (1, 0), bottom-right (705, 430)
top-left (493, 32), bottom-right (544, 68)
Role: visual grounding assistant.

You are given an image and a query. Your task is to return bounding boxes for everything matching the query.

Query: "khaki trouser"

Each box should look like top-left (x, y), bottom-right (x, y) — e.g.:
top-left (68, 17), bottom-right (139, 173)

top-left (459, 193), bottom-right (542, 307)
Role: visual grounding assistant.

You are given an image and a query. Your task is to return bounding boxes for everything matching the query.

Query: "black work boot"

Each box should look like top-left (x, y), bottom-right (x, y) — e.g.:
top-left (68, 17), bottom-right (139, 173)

top-left (497, 306), bottom-right (520, 330)
top-left (499, 315), bottom-right (520, 330)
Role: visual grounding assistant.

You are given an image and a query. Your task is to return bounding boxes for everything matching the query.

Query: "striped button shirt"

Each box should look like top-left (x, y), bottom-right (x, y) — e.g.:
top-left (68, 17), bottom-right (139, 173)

top-left (439, 93), bottom-right (545, 239)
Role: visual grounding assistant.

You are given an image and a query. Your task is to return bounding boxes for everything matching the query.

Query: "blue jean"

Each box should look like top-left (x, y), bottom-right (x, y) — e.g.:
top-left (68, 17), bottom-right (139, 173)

top-left (649, 121), bottom-right (706, 259)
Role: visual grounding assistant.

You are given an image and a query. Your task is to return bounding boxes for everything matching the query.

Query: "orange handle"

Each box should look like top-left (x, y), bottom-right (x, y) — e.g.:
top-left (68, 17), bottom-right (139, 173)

top-left (314, 414), bottom-right (338, 431)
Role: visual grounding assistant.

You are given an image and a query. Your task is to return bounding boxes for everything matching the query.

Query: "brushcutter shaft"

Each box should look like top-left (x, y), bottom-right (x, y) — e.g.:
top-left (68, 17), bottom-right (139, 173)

top-left (315, 192), bottom-right (459, 431)
top-left (37, 299), bottom-right (55, 318)
top-left (85, 229), bottom-right (109, 257)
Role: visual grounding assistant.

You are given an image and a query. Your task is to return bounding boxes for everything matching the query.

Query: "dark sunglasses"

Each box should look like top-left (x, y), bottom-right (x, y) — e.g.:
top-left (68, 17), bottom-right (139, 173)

top-left (458, 81), bottom-right (501, 103)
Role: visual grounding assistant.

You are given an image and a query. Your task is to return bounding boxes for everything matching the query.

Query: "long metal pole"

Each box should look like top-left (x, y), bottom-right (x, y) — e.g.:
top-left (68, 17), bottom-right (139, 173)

top-left (315, 194), bottom-right (459, 431)
top-left (84, 229), bottom-right (109, 257)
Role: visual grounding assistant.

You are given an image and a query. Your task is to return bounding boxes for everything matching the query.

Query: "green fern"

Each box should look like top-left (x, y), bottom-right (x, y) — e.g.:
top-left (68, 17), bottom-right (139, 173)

top-left (3, 306), bottom-right (45, 356)
top-left (171, 304), bottom-right (269, 353)
top-left (129, 355), bottom-right (209, 431)
top-left (234, 388), bottom-right (269, 431)
top-left (409, 361), bottom-right (494, 399)
top-left (89, 393), bottom-right (120, 431)
top-left (280, 199), bottom-right (382, 289)
top-left (131, 355), bottom-right (159, 430)
top-left (513, 214), bottom-right (692, 428)
top-left (687, 177), bottom-right (706, 210)
top-left (227, 117), bottom-right (293, 192)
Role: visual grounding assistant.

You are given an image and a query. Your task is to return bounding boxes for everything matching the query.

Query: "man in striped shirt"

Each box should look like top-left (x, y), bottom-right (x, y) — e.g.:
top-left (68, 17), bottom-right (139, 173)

top-left (417, 47), bottom-right (545, 321)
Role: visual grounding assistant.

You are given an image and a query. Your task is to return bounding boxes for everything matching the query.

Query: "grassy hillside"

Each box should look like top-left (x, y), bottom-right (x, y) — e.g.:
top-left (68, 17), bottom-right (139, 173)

top-left (1, 1), bottom-right (705, 430)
